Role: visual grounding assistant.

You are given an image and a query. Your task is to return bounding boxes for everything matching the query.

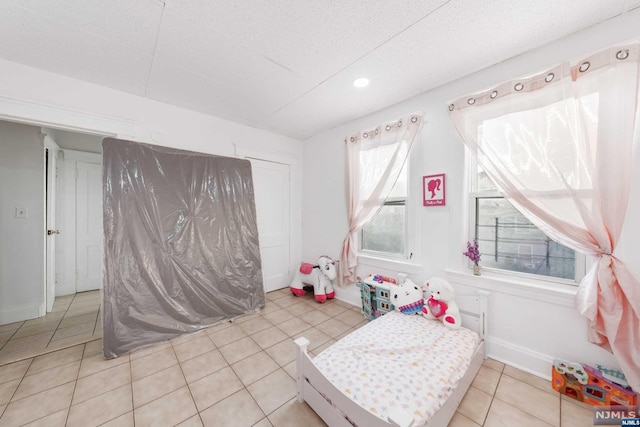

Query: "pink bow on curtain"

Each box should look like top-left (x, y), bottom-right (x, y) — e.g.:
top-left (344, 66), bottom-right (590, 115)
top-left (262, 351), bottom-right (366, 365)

top-left (338, 113), bottom-right (424, 287)
top-left (448, 45), bottom-right (640, 391)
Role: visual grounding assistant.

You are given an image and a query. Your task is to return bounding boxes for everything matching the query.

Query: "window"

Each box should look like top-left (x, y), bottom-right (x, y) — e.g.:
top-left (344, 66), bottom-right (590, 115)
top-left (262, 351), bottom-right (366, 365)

top-left (470, 166), bottom-right (582, 281)
top-left (360, 162), bottom-right (409, 258)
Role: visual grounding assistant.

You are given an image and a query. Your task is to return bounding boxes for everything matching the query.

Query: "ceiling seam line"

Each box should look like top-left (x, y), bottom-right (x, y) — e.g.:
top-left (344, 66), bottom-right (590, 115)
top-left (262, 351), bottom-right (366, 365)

top-left (144, 0), bottom-right (169, 97)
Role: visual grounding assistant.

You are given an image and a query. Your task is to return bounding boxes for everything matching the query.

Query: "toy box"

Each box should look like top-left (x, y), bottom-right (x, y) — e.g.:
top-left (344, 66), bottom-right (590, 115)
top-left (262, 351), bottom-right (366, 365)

top-left (552, 359), bottom-right (637, 407)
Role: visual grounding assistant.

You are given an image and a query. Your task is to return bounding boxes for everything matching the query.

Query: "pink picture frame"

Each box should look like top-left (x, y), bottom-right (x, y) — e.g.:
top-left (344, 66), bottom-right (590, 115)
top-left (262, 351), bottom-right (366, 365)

top-left (423, 173), bottom-right (445, 206)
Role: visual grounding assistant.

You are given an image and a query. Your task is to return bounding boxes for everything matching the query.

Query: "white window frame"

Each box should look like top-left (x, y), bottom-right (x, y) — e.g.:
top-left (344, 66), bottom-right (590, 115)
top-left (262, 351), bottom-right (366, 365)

top-left (467, 156), bottom-right (586, 286)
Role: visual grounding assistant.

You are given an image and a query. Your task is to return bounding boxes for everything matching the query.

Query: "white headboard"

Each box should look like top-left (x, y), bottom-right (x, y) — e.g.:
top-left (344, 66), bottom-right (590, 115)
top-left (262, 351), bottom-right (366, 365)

top-left (457, 290), bottom-right (489, 354)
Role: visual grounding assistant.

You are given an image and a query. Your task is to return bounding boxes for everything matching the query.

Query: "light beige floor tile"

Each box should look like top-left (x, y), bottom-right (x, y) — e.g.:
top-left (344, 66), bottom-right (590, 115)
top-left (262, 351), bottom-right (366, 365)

top-left (484, 398), bottom-right (554, 427)
top-left (232, 351), bottom-right (279, 386)
top-left (334, 309), bottom-right (365, 326)
top-left (265, 339), bottom-right (296, 366)
top-left (22, 313), bottom-right (63, 327)
top-left (253, 417), bottom-right (274, 427)
top-left (219, 337), bottom-right (261, 364)
top-left (180, 349), bottom-right (228, 384)
top-left (262, 310), bottom-right (295, 325)
top-left (316, 303), bottom-right (347, 317)
top-left (483, 358), bottom-right (505, 373)
top-left (503, 365), bottom-right (555, 395)
top-left (101, 411), bottom-right (134, 427)
top-left (208, 325), bottom-right (248, 347)
top-left (271, 296), bottom-right (304, 308)
top-left (132, 364), bottom-right (186, 408)
top-left (0, 322), bottom-right (23, 334)
top-left (260, 303), bottom-right (281, 315)
top-left (46, 332), bottom-right (95, 351)
top-left (293, 327), bottom-right (331, 351)
top-left (134, 386), bottom-right (197, 427)
top-left (12, 360), bottom-right (80, 401)
top-left (0, 331), bottom-right (54, 353)
top-left (471, 366), bottom-right (502, 395)
top-left (457, 386), bottom-right (493, 425)
top-left (0, 382), bottom-right (74, 427)
top-left (83, 339), bottom-right (103, 359)
top-left (27, 344), bottom-right (84, 376)
top-left (301, 310), bottom-right (331, 326)
top-left (239, 318), bottom-right (274, 335)
top-left (267, 398), bottom-right (326, 427)
top-left (58, 313), bottom-right (97, 329)
top-left (50, 321), bottom-right (95, 341)
top-left (285, 303), bottom-right (313, 317)
top-left (204, 321), bottom-right (232, 334)
top-left (0, 379), bottom-right (20, 405)
top-left (495, 374), bottom-right (559, 426)
top-left (0, 348), bottom-right (43, 367)
top-left (233, 312), bottom-right (262, 325)
top-left (247, 369), bottom-right (296, 415)
top-left (282, 360), bottom-right (297, 380)
top-left (189, 366), bottom-right (244, 411)
top-left (11, 321), bottom-right (60, 339)
top-left (128, 340), bottom-right (171, 360)
top-left (560, 394), bottom-right (592, 410)
top-left (177, 414), bottom-right (204, 426)
top-left (0, 331), bottom-right (13, 345)
top-left (79, 353), bottom-right (129, 378)
top-left (316, 319), bottom-right (350, 338)
top-left (448, 412), bottom-right (481, 427)
top-left (173, 335), bottom-right (216, 363)
top-left (277, 318), bottom-right (312, 337)
top-left (251, 326), bottom-right (289, 350)
top-left (311, 339), bottom-right (336, 357)
top-left (73, 362), bottom-right (130, 404)
top-left (200, 389), bottom-right (264, 427)
top-left (560, 397), bottom-right (595, 427)
top-left (22, 408), bottom-right (68, 427)
top-left (67, 384), bottom-right (132, 427)
top-left (63, 305), bottom-right (100, 319)
top-left (130, 347), bottom-right (177, 381)
top-left (171, 330), bottom-right (208, 346)
top-left (0, 358), bottom-right (32, 384)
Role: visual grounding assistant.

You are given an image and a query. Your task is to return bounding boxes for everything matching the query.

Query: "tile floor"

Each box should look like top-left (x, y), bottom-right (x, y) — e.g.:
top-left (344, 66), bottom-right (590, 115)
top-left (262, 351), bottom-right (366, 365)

top-left (0, 291), bottom-right (101, 365)
top-left (0, 288), bottom-right (595, 426)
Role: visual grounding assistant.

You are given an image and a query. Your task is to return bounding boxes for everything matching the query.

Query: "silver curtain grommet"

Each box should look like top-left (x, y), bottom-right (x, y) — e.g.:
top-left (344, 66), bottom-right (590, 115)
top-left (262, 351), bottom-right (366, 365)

top-left (616, 49), bottom-right (629, 60)
top-left (350, 137), bottom-right (355, 142)
top-left (411, 116), bottom-right (417, 123)
top-left (490, 90), bottom-right (498, 99)
top-left (385, 125), bottom-right (391, 131)
top-left (363, 132), bottom-right (368, 138)
top-left (514, 83), bottom-right (524, 91)
top-left (398, 120), bottom-right (402, 127)
top-left (579, 62), bottom-right (590, 72)
top-left (467, 98), bottom-right (476, 105)
top-left (545, 73), bottom-right (554, 83)
top-left (448, 104), bottom-right (455, 111)
top-left (375, 128), bottom-right (379, 134)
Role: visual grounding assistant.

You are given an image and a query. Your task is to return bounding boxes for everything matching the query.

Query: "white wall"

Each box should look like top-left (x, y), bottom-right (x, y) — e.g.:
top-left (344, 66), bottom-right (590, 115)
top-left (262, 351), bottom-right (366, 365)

top-left (303, 10), bottom-right (640, 378)
top-left (0, 56), bottom-right (304, 323)
top-left (0, 121), bottom-right (45, 323)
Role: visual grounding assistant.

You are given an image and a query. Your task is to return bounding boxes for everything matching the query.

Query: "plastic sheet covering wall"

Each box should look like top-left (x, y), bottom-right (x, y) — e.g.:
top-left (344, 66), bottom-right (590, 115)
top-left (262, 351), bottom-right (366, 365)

top-left (102, 138), bottom-right (264, 358)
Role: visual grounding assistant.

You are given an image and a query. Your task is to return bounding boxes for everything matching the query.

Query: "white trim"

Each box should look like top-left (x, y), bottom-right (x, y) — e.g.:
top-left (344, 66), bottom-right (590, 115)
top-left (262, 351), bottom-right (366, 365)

top-left (234, 144), bottom-right (298, 166)
top-left (446, 269), bottom-right (577, 308)
top-left (358, 254), bottom-right (423, 276)
top-left (0, 304), bottom-right (41, 324)
top-left (62, 149), bottom-right (102, 164)
top-left (0, 95), bottom-right (135, 138)
top-left (487, 336), bottom-right (554, 381)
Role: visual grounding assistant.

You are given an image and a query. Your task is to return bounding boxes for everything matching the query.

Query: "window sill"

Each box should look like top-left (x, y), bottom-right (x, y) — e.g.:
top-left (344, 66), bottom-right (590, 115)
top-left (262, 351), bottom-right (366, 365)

top-left (358, 254), bottom-right (423, 276)
top-left (445, 269), bottom-right (578, 308)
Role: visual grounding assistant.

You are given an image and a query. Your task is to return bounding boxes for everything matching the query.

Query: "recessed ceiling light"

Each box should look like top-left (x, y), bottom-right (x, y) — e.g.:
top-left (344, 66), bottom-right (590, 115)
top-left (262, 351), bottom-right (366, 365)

top-left (353, 77), bottom-right (370, 88)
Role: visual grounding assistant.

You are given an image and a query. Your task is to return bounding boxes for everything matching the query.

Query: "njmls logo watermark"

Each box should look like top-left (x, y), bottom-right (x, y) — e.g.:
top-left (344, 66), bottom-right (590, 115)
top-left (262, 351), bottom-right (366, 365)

top-left (593, 406), bottom-right (638, 425)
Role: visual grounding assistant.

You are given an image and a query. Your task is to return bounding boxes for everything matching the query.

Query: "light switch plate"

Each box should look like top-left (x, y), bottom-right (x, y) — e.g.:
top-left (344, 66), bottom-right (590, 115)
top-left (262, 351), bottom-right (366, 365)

top-left (16, 207), bottom-right (28, 218)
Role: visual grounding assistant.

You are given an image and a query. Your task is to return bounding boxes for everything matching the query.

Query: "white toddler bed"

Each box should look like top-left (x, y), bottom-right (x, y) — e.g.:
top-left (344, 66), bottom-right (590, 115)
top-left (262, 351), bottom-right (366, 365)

top-left (294, 290), bottom-right (489, 427)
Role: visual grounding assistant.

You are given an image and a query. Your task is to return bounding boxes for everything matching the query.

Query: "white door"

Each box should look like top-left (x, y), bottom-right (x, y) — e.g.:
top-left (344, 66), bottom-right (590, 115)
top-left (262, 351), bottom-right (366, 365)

top-left (249, 158), bottom-right (290, 292)
top-left (76, 161), bottom-right (103, 292)
top-left (44, 138), bottom-right (59, 312)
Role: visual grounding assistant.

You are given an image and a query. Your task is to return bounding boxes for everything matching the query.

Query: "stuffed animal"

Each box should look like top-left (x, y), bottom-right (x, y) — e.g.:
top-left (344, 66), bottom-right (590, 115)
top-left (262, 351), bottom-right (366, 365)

top-left (290, 256), bottom-right (337, 303)
top-left (391, 279), bottom-right (424, 315)
top-left (421, 277), bottom-right (461, 329)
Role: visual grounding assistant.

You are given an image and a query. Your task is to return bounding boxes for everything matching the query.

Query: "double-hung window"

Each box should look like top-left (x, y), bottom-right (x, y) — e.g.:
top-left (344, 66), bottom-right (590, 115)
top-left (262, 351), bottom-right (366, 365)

top-left (360, 162), bottom-right (409, 259)
top-left (469, 165), bottom-right (584, 282)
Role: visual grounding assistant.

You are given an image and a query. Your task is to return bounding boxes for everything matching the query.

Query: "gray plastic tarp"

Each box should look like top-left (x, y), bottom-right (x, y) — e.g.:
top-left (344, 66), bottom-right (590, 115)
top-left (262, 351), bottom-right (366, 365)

top-left (102, 138), bottom-right (264, 358)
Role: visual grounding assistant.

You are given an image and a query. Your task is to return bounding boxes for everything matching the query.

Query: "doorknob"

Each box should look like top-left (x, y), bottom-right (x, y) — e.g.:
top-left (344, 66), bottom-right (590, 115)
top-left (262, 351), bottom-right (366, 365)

top-left (47, 229), bottom-right (61, 235)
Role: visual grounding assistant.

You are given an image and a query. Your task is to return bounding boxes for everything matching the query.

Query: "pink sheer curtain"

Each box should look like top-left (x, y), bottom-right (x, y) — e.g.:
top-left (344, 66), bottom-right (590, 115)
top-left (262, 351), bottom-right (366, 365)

top-left (338, 113), bottom-right (423, 287)
top-left (449, 45), bottom-right (640, 390)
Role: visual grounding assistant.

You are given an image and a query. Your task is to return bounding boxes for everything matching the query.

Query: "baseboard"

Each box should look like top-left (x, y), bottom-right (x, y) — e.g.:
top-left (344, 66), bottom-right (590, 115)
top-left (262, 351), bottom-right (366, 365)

top-left (487, 336), bottom-right (554, 380)
top-left (0, 304), bottom-right (41, 325)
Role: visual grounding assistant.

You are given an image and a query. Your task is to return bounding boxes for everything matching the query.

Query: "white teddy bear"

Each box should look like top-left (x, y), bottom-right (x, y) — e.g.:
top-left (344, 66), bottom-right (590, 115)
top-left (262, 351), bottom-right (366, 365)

top-left (421, 277), bottom-right (461, 329)
top-left (391, 279), bottom-right (425, 315)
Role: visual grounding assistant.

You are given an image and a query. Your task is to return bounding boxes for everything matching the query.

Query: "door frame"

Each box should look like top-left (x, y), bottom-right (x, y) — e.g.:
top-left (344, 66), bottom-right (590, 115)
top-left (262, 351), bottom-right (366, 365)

top-left (234, 144), bottom-right (301, 288)
top-left (43, 134), bottom-right (60, 313)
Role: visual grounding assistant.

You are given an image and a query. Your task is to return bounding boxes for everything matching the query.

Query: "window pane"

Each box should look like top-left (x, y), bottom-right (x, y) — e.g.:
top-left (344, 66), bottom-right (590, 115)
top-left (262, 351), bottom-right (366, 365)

top-left (362, 203), bottom-right (405, 255)
top-left (476, 198), bottom-right (575, 279)
top-left (388, 161), bottom-right (408, 198)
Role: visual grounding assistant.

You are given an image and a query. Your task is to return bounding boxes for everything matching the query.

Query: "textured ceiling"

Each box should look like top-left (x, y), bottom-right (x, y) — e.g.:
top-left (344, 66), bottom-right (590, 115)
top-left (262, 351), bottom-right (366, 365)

top-left (0, 0), bottom-right (638, 139)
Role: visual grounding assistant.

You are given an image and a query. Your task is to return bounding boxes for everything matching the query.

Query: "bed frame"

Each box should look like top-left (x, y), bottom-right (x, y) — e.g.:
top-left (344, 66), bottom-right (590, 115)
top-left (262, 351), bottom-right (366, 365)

top-left (294, 290), bottom-right (489, 427)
